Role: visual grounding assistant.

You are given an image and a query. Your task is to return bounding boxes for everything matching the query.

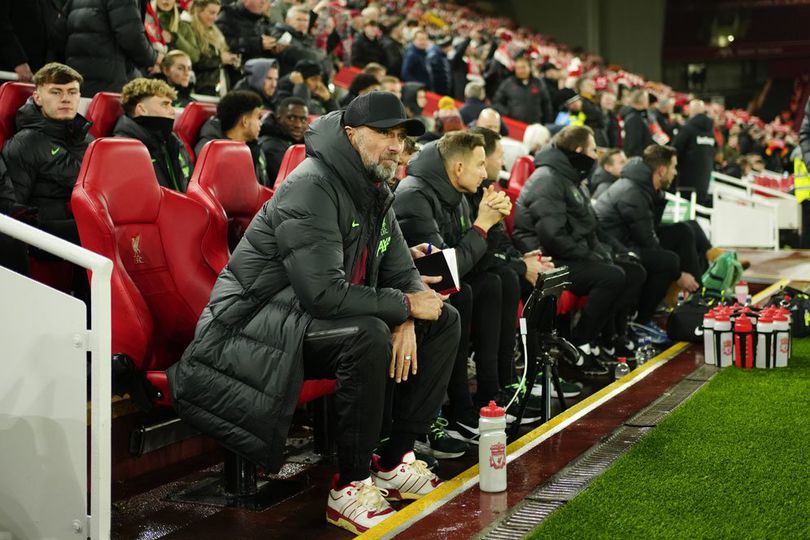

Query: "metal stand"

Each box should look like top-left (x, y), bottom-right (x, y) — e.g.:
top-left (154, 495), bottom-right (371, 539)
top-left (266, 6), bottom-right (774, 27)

top-left (508, 267), bottom-right (579, 439)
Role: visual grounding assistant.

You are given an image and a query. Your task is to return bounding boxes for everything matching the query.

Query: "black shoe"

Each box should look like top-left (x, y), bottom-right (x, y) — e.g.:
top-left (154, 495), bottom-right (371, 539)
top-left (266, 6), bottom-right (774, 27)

top-left (592, 343), bottom-right (618, 367)
top-left (578, 351), bottom-right (609, 377)
top-left (446, 413), bottom-right (480, 443)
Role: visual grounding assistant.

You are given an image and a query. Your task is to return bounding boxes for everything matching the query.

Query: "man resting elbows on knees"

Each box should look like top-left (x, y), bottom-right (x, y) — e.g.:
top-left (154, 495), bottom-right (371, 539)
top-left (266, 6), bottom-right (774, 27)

top-left (168, 92), bottom-right (459, 536)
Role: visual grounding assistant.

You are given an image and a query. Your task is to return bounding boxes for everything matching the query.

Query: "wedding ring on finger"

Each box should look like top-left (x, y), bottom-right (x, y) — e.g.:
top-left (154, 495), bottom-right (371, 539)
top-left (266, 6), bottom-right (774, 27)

top-left (405, 355), bottom-right (413, 361)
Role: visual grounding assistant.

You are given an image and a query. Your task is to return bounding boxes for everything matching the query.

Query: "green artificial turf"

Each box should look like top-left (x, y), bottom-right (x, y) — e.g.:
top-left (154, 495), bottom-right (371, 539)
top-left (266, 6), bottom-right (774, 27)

top-left (528, 338), bottom-right (810, 540)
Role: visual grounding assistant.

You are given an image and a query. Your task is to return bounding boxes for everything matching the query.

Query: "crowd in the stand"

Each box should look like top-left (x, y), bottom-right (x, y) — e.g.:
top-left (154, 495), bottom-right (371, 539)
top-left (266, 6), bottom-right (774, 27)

top-left (1, 0), bottom-right (808, 536)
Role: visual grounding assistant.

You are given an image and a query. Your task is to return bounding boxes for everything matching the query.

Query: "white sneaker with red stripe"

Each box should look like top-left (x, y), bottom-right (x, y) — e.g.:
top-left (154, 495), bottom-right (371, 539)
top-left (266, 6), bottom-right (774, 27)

top-left (371, 451), bottom-right (442, 500)
top-left (326, 476), bottom-right (396, 535)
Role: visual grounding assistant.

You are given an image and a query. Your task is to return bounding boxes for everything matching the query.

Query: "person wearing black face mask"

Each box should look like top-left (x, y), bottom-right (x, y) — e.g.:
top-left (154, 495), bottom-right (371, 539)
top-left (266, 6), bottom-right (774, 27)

top-left (113, 78), bottom-right (192, 192)
top-left (513, 125), bottom-right (645, 374)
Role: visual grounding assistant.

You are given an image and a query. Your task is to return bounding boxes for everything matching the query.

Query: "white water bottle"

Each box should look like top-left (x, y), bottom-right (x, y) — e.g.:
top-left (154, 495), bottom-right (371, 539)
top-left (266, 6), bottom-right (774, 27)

top-left (614, 357), bottom-right (631, 379)
top-left (772, 314), bottom-right (790, 368)
top-left (703, 309), bottom-right (716, 365)
top-left (714, 314), bottom-right (733, 367)
top-left (735, 281), bottom-right (749, 304)
top-left (479, 401), bottom-right (507, 492)
top-left (755, 314), bottom-right (774, 368)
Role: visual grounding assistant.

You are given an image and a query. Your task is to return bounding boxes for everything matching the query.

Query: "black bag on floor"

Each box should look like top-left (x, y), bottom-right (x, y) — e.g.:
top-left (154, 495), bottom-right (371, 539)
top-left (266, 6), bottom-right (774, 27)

top-left (766, 286), bottom-right (810, 337)
top-left (667, 294), bottom-right (715, 343)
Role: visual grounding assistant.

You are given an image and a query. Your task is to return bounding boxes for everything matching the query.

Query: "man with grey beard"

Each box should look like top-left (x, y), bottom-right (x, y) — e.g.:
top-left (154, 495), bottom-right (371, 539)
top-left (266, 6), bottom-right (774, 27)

top-left (168, 92), bottom-right (460, 535)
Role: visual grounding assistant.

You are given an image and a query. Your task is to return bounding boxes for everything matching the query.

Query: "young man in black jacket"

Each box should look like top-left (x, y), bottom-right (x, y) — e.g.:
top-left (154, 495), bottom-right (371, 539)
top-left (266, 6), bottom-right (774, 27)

top-left (2, 63), bottom-right (93, 246)
top-left (513, 125), bottom-right (644, 372)
top-left (593, 145), bottom-right (686, 334)
top-left (395, 131), bottom-right (519, 441)
top-left (258, 96), bottom-right (308, 187)
top-left (114, 78), bottom-right (192, 192)
top-left (169, 92), bottom-right (457, 535)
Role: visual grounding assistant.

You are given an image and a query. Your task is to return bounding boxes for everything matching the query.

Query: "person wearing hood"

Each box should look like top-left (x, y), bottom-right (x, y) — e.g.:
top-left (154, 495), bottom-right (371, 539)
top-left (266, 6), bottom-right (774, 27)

top-left (493, 56), bottom-right (554, 126)
top-left (513, 125), bottom-right (643, 372)
top-left (168, 92), bottom-right (455, 535)
top-left (621, 88), bottom-right (654, 157)
top-left (233, 57), bottom-right (279, 109)
top-left (2, 63), bottom-right (93, 245)
top-left (114, 78), bottom-right (193, 192)
top-left (395, 131), bottom-right (516, 443)
top-left (258, 96), bottom-right (307, 186)
top-left (156, 49), bottom-right (195, 107)
top-left (401, 29), bottom-right (431, 88)
top-left (401, 81), bottom-right (429, 131)
top-left (195, 89), bottom-right (270, 185)
top-left (589, 148), bottom-right (627, 200)
top-left (673, 99), bottom-right (716, 206)
top-left (593, 145), bottom-right (685, 331)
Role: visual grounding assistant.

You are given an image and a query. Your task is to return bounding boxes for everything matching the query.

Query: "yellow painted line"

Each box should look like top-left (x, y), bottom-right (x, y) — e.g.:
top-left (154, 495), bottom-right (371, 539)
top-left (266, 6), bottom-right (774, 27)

top-left (359, 278), bottom-right (790, 539)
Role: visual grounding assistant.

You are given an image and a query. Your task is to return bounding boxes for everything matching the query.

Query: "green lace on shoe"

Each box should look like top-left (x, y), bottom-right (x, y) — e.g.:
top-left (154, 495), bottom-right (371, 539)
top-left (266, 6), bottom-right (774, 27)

top-left (430, 417), bottom-right (453, 440)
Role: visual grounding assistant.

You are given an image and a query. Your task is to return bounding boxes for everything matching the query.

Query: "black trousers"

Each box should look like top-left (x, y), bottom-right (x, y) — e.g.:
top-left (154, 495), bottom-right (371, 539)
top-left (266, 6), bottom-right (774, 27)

top-left (658, 220), bottom-right (711, 278)
top-left (637, 249), bottom-right (681, 323)
top-left (302, 307), bottom-right (459, 479)
top-left (488, 265), bottom-right (521, 388)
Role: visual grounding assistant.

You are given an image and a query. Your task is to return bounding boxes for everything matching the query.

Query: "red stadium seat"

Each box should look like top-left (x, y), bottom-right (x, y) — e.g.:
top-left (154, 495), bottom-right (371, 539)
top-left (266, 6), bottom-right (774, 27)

top-left (71, 138), bottom-right (229, 403)
top-left (187, 140), bottom-right (273, 251)
top-left (557, 291), bottom-right (588, 316)
top-left (274, 143), bottom-right (306, 186)
top-left (86, 92), bottom-right (124, 138)
top-left (508, 155), bottom-right (536, 193)
top-left (0, 81), bottom-right (34, 149)
top-left (174, 101), bottom-right (217, 162)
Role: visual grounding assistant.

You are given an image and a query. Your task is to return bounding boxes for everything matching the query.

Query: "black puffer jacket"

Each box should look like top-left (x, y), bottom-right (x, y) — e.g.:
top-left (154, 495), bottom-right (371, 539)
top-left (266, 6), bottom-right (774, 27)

top-left (64, 0), bottom-right (157, 96)
top-left (589, 165), bottom-right (617, 200)
top-left (195, 117), bottom-right (270, 187)
top-left (2, 100), bottom-right (92, 242)
top-left (167, 111), bottom-right (423, 470)
top-left (113, 115), bottom-right (192, 192)
top-left (216, 2), bottom-right (273, 61)
top-left (394, 141), bottom-right (488, 278)
top-left (492, 76), bottom-right (553, 125)
top-left (621, 107), bottom-right (653, 158)
top-left (258, 114), bottom-right (298, 187)
top-left (593, 157), bottom-right (664, 252)
top-left (512, 144), bottom-right (611, 262)
top-left (673, 113), bottom-right (715, 203)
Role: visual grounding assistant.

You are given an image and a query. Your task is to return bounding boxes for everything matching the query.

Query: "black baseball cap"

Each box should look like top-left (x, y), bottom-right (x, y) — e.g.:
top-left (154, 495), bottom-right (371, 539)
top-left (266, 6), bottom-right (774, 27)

top-left (344, 91), bottom-right (426, 136)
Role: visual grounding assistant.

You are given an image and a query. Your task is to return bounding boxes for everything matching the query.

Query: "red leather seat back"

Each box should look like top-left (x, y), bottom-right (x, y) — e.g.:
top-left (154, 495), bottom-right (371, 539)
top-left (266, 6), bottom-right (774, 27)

top-left (187, 140), bottom-right (273, 250)
top-left (509, 155), bottom-right (535, 192)
top-left (72, 138), bottom-right (228, 371)
top-left (86, 92), bottom-right (124, 138)
top-left (274, 144), bottom-right (306, 187)
top-left (174, 102), bottom-right (217, 162)
top-left (0, 82), bottom-right (34, 149)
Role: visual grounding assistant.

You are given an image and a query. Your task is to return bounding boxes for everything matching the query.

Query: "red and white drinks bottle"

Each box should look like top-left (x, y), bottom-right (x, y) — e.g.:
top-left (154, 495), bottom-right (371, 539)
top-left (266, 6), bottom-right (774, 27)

top-left (755, 313), bottom-right (774, 369)
top-left (479, 401), bottom-right (507, 493)
top-left (733, 315), bottom-right (754, 369)
top-left (703, 309), bottom-right (716, 365)
top-left (714, 314), bottom-right (733, 367)
top-left (772, 313), bottom-right (790, 368)
top-left (735, 281), bottom-right (749, 304)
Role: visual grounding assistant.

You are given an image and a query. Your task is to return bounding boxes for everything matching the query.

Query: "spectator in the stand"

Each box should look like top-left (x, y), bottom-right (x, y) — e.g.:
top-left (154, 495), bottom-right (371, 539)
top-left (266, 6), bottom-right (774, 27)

top-left (589, 148), bottom-right (626, 200)
top-left (381, 18), bottom-right (406, 79)
top-left (621, 88), bottom-right (653, 157)
top-left (401, 30), bottom-right (431, 88)
top-left (216, 0), bottom-right (279, 63)
top-left (540, 61), bottom-right (564, 110)
top-left (176, 0), bottom-right (241, 95)
top-left (267, 0), bottom-right (293, 25)
top-left (154, 0), bottom-right (192, 52)
top-left (380, 75), bottom-right (402, 99)
top-left (168, 93), bottom-right (453, 536)
top-left (459, 82), bottom-right (488, 126)
top-left (258, 96), bottom-right (307, 187)
top-left (2, 63), bottom-right (93, 245)
top-left (114, 78), bottom-right (193, 192)
top-left (275, 59), bottom-right (338, 115)
top-left (553, 88), bottom-right (585, 128)
top-left (196, 90), bottom-right (270, 185)
top-left (523, 123), bottom-right (551, 156)
top-left (575, 77), bottom-right (607, 146)
top-left (395, 131), bottom-right (516, 442)
top-left (593, 145), bottom-right (684, 332)
top-left (426, 36), bottom-right (453, 97)
top-left (673, 99), bottom-right (716, 207)
top-left (493, 56), bottom-right (553, 126)
top-left (513, 126), bottom-right (643, 372)
top-left (476, 108), bottom-right (519, 171)
top-left (351, 20), bottom-right (388, 68)
top-left (449, 35), bottom-right (472, 102)
top-left (362, 62), bottom-right (387, 82)
top-left (64, 0), bottom-right (161, 96)
top-left (274, 4), bottom-right (327, 76)
top-left (652, 96), bottom-right (676, 140)
top-left (234, 58), bottom-right (279, 109)
top-left (339, 73), bottom-right (381, 108)
top-left (417, 100), bottom-right (464, 144)
top-left (401, 82), bottom-right (429, 130)
top-left (157, 50), bottom-right (195, 107)
top-left (600, 91), bottom-right (620, 148)
top-left (0, 0), bottom-right (65, 81)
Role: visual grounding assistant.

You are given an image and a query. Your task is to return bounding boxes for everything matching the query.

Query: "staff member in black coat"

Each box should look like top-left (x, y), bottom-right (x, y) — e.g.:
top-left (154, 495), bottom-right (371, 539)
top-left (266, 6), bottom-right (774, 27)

top-left (64, 0), bottom-right (160, 96)
top-left (593, 146), bottom-right (686, 329)
top-left (493, 56), bottom-right (554, 126)
top-left (673, 99), bottom-right (716, 207)
top-left (169, 93), bottom-right (457, 535)
top-left (395, 131), bottom-right (515, 439)
top-left (2, 63), bottom-right (93, 245)
top-left (513, 125), bottom-right (644, 370)
top-left (114, 78), bottom-right (193, 192)
top-left (622, 88), bottom-right (654, 158)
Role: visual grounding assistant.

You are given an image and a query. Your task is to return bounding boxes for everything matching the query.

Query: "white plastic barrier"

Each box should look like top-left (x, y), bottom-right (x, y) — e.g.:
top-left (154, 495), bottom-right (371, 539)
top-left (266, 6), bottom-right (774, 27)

top-left (0, 215), bottom-right (112, 540)
top-left (712, 171), bottom-right (802, 231)
top-left (710, 185), bottom-right (779, 249)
